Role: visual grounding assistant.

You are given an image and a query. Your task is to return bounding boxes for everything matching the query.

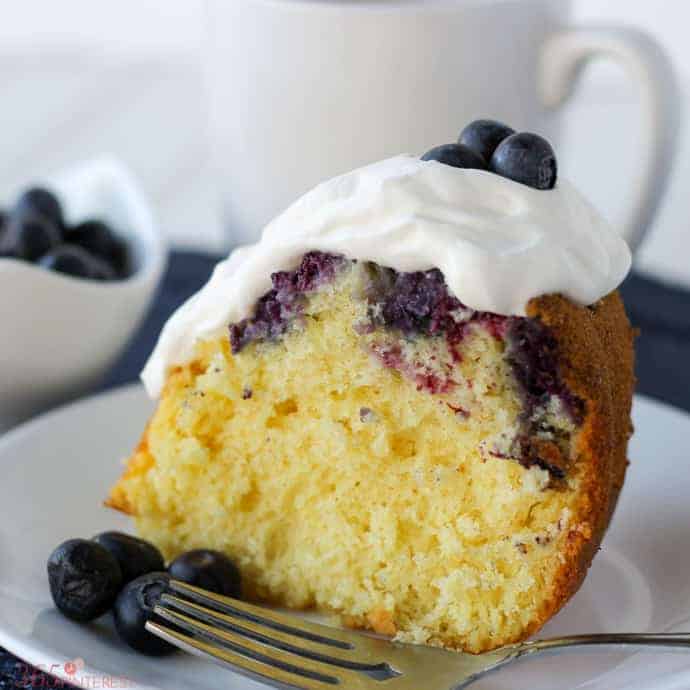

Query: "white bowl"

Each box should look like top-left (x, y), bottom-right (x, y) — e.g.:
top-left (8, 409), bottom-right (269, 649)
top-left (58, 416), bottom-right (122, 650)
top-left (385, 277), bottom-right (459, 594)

top-left (0, 157), bottom-right (166, 431)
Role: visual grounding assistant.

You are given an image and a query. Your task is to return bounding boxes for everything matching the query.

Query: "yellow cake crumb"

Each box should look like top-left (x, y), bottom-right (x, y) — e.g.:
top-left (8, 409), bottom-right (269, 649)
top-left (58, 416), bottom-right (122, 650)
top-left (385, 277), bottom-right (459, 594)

top-left (109, 266), bottom-right (593, 653)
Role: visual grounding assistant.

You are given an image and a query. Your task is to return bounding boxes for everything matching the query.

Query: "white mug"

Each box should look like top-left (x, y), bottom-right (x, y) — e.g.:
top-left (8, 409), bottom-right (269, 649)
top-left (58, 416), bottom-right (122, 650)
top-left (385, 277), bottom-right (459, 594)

top-left (205, 0), bottom-right (678, 251)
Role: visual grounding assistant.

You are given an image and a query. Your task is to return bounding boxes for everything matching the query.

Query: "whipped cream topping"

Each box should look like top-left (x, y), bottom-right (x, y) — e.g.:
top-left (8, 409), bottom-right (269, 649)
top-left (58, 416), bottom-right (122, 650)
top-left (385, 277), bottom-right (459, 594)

top-left (143, 155), bottom-right (631, 397)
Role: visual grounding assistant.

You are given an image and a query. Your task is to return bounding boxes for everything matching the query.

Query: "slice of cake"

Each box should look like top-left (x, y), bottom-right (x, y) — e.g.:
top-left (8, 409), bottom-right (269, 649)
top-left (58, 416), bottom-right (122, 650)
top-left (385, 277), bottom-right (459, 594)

top-left (108, 129), bottom-right (634, 653)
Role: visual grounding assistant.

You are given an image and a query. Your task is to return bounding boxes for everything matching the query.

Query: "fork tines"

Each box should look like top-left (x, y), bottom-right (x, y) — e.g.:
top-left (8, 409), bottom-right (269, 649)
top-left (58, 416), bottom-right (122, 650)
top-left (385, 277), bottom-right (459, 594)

top-left (145, 580), bottom-right (398, 689)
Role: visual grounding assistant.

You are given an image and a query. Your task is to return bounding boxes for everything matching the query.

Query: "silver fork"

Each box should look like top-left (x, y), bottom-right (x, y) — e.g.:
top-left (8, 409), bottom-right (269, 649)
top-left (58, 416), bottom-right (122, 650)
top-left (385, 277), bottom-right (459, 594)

top-left (146, 580), bottom-right (690, 690)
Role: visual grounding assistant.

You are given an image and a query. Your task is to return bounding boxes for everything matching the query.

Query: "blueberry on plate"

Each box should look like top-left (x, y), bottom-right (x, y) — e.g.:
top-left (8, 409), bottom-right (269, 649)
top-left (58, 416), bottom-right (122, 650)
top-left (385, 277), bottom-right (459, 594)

top-left (14, 187), bottom-right (64, 229)
top-left (47, 539), bottom-right (123, 622)
top-left (93, 532), bottom-right (165, 584)
top-left (65, 220), bottom-right (128, 277)
top-left (458, 119), bottom-right (515, 162)
top-left (168, 549), bottom-right (242, 598)
top-left (1, 212), bottom-right (62, 261)
top-left (113, 572), bottom-right (176, 655)
top-left (39, 245), bottom-right (113, 280)
top-left (490, 132), bottom-right (557, 190)
top-left (421, 143), bottom-right (487, 170)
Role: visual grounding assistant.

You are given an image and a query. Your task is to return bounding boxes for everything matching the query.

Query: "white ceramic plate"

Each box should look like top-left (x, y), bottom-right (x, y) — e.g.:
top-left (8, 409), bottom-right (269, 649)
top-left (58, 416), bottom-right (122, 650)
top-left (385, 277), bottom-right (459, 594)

top-left (1, 385), bottom-right (689, 690)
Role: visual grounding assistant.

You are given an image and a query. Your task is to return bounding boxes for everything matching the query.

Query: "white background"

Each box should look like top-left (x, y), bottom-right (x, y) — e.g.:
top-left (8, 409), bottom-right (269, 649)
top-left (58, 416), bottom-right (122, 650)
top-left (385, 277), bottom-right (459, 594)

top-left (0, 0), bottom-right (688, 287)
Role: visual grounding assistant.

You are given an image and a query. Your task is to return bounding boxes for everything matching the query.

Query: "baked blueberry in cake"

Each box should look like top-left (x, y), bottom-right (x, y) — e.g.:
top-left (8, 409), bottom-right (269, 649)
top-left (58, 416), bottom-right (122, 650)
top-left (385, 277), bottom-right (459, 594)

top-left (108, 122), bottom-right (635, 653)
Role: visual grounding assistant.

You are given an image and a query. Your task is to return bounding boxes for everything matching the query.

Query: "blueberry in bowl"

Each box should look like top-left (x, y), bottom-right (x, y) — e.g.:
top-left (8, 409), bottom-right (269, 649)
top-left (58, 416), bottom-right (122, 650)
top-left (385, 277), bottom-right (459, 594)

top-left (0, 211), bottom-right (62, 262)
top-left (0, 185), bottom-right (129, 281)
top-left (13, 187), bottom-right (65, 230)
top-left (39, 245), bottom-right (117, 281)
top-left (65, 220), bottom-right (129, 277)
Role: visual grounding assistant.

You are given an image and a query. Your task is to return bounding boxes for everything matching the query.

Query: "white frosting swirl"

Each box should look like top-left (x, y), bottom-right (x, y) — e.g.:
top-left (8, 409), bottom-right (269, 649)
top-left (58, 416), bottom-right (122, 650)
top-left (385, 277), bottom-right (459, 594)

top-left (142, 155), bottom-right (631, 398)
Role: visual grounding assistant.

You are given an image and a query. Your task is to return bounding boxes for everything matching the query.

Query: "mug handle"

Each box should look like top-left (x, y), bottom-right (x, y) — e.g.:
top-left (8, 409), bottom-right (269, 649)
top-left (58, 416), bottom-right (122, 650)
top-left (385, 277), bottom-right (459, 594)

top-left (539, 27), bottom-right (680, 252)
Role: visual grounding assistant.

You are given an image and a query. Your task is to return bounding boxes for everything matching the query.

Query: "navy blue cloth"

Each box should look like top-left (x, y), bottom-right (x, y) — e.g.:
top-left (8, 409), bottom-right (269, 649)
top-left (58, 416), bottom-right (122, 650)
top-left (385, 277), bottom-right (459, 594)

top-left (2, 250), bottom-right (690, 688)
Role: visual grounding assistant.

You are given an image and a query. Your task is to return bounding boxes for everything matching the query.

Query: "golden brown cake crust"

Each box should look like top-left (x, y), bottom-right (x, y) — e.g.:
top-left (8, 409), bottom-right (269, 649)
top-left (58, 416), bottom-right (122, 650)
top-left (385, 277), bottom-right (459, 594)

top-left (107, 290), bottom-right (635, 652)
top-left (511, 290), bottom-right (636, 643)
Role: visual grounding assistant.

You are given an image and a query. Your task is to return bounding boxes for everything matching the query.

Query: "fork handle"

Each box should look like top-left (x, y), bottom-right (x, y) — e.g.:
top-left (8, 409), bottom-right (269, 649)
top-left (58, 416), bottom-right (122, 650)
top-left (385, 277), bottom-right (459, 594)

top-left (518, 632), bottom-right (690, 657)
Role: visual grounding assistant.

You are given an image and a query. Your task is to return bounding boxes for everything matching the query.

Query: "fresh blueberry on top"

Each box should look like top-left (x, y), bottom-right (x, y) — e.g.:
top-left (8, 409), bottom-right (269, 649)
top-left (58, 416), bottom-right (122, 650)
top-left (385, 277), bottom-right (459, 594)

top-left (458, 119), bottom-right (515, 162)
top-left (38, 245), bottom-right (104, 279)
top-left (421, 143), bottom-right (487, 170)
top-left (1, 212), bottom-right (62, 261)
top-left (168, 549), bottom-right (242, 598)
top-left (93, 532), bottom-right (165, 584)
top-left (65, 220), bottom-right (128, 276)
top-left (47, 539), bottom-right (123, 622)
top-left (490, 132), bottom-right (557, 190)
top-left (14, 187), bottom-right (64, 229)
top-left (113, 572), bottom-right (176, 655)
